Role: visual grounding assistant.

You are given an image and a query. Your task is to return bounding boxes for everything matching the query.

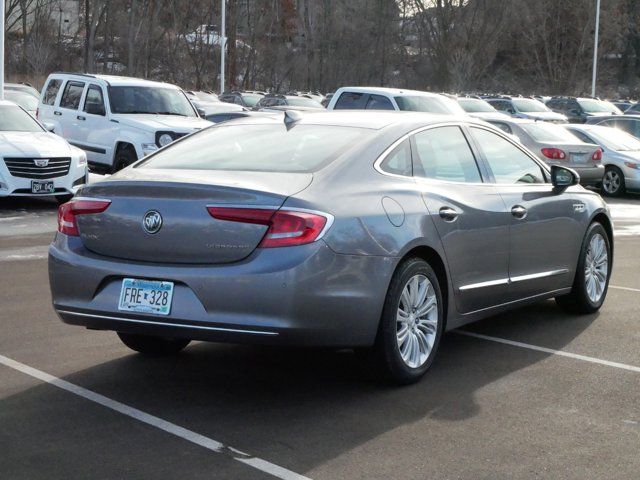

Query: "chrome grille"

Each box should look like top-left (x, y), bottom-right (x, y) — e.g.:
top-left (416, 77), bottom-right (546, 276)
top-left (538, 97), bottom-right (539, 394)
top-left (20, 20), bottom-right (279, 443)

top-left (3, 157), bottom-right (71, 179)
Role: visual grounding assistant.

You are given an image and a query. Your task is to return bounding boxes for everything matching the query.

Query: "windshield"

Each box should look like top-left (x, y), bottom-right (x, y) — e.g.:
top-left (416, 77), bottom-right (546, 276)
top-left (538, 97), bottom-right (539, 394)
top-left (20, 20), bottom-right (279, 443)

top-left (395, 95), bottom-right (466, 115)
top-left (286, 97), bottom-right (323, 108)
top-left (458, 98), bottom-right (496, 113)
top-left (108, 86), bottom-right (197, 116)
top-left (0, 104), bottom-right (44, 132)
top-left (4, 91), bottom-right (38, 111)
top-left (578, 99), bottom-right (621, 114)
top-left (242, 94), bottom-right (262, 107)
top-left (521, 123), bottom-right (583, 143)
top-left (512, 99), bottom-right (550, 113)
top-left (590, 126), bottom-right (640, 151)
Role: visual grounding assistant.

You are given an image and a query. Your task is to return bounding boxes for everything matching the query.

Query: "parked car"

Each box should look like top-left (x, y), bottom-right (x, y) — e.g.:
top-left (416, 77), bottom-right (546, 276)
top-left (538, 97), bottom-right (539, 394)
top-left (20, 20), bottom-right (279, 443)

top-left (37, 73), bottom-right (212, 172)
top-left (4, 82), bottom-right (40, 99)
top-left (564, 124), bottom-right (640, 196)
top-left (586, 115), bottom-right (640, 140)
top-left (218, 91), bottom-right (264, 108)
top-left (255, 93), bottom-right (324, 110)
top-left (624, 103), bottom-right (640, 115)
top-left (612, 101), bottom-right (634, 112)
top-left (485, 96), bottom-right (567, 123)
top-left (4, 89), bottom-right (38, 116)
top-left (49, 111), bottom-right (612, 384)
top-left (485, 118), bottom-right (603, 187)
top-left (185, 91), bottom-right (246, 117)
top-left (546, 97), bottom-right (622, 123)
top-left (0, 100), bottom-right (87, 202)
top-left (457, 97), bottom-right (510, 119)
top-left (327, 87), bottom-right (467, 115)
top-left (205, 110), bottom-right (275, 124)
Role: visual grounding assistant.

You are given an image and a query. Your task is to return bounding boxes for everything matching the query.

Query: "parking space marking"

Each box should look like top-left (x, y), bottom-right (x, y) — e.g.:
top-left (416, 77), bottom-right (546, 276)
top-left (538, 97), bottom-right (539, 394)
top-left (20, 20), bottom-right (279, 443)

top-left (456, 331), bottom-right (640, 373)
top-left (0, 354), bottom-right (311, 480)
top-left (611, 285), bottom-right (640, 293)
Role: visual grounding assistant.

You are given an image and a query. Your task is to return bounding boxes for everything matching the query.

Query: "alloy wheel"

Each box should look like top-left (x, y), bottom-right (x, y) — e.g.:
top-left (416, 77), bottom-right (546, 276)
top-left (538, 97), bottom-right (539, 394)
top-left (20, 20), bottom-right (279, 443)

top-left (603, 169), bottom-right (621, 194)
top-left (584, 233), bottom-right (608, 303)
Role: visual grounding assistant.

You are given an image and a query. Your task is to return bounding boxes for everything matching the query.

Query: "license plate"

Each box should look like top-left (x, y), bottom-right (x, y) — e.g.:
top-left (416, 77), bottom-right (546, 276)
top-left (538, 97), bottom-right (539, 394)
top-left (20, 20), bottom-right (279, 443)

top-left (31, 180), bottom-right (55, 194)
top-left (570, 153), bottom-right (587, 163)
top-left (118, 278), bottom-right (174, 316)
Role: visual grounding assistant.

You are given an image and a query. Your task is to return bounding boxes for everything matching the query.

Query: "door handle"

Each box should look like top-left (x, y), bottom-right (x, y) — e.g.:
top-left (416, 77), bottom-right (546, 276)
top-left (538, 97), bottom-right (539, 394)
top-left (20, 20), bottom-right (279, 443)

top-left (511, 205), bottom-right (527, 219)
top-left (439, 207), bottom-right (459, 222)
top-left (53, 111), bottom-right (62, 116)
top-left (77, 115), bottom-right (86, 121)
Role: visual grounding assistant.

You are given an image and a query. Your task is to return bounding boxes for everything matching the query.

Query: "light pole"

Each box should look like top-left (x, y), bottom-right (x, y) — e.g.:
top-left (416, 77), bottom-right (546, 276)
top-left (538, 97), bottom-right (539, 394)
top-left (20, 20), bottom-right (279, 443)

top-left (591, 0), bottom-right (601, 98)
top-left (220, 0), bottom-right (226, 94)
top-left (0, 0), bottom-right (5, 100)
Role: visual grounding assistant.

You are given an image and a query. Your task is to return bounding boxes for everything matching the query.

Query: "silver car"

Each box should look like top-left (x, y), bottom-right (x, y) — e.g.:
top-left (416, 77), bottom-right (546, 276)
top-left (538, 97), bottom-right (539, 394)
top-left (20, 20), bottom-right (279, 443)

top-left (49, 112), bottom-right (613, 384)
top-left (486, 117), bottom-right (604, 187)
top-left (565, 124), bottom-right (640, 196)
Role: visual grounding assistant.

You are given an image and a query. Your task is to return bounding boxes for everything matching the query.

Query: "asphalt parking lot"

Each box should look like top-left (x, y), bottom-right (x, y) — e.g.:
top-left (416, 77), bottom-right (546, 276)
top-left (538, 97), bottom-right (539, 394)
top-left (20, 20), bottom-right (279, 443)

top-left (1, 194), bottom-right (639, 480)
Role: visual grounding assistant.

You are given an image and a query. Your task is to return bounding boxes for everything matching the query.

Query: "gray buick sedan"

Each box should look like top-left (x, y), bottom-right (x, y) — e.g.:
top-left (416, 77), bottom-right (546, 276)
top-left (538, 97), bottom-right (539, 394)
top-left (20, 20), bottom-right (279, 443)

top-left (49, 111), bottom-right (613, 384)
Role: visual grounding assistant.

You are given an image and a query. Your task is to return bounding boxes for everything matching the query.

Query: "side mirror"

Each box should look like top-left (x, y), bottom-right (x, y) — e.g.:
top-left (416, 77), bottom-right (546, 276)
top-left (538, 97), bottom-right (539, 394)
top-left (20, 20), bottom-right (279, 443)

top-left (551, 165), bottom-right (579, 192)
top-left (42, 122), bottom-right (56, 132)
top-left (507, 108), bottom-right (516, 114)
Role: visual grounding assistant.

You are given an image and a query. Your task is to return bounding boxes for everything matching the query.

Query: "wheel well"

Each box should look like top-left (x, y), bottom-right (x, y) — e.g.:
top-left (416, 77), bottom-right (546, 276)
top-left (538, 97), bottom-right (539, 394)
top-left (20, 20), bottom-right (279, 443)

top-left (401, 246), bottom-right (449, 325)
top-left (114, 142), bottom-right (136, 160)
top-left (593, 212), bottom-right (614, 255)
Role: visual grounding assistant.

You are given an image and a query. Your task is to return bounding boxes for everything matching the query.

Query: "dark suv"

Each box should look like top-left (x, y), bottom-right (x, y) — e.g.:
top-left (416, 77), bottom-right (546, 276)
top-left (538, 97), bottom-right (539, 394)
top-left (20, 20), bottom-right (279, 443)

top-left (545, 97), bottom-right (622, 123)
top-left (255, 94), bottom-right (324, 110)
top-left (218, 91), bottom-right (264, 108)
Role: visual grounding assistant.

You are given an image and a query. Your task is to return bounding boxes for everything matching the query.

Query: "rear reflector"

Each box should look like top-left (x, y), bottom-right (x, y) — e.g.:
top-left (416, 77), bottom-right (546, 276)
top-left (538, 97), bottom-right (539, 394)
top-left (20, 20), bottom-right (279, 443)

top-left (541, 147), bottom-right (566, 160)
top-left (207, 207), bottom-right (329, 248)
top-left (58, 198), bottom-right (111, 236)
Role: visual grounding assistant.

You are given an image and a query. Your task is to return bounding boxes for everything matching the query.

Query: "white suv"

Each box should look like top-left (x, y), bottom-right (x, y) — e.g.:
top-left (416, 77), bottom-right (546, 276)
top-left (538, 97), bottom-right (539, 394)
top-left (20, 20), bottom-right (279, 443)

top-left (37, 73), bottom-right (212, 172)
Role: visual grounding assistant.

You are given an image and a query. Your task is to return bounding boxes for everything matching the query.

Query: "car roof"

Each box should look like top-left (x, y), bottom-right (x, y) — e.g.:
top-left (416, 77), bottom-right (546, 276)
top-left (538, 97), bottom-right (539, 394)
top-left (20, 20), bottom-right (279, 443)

top-left (48, 73), bottom-right (181, 89)
top-left (335, 86), bottom-right (441, 98)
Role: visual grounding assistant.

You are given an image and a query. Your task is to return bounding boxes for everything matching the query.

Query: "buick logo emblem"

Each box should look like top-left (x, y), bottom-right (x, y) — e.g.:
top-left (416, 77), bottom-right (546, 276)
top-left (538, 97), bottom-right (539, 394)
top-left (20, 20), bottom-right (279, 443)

top-left (34, 159), bottom-right (50, 167)
top-left (142, 210), bottom-right (163, 234)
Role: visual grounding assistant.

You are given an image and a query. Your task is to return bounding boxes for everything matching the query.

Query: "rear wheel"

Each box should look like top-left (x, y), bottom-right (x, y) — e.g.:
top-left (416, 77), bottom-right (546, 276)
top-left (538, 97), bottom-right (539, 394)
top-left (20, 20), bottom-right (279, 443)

top-left (370, 257), bottom-right (444, 384)
top-left (113, 145), bottom-right (137, 172)
top-left (602, 166), bottom-right (625, 197)
top-left (117, 332), bottom-right (190, 355)
top-left (556, 222), bottom-right (610, 314)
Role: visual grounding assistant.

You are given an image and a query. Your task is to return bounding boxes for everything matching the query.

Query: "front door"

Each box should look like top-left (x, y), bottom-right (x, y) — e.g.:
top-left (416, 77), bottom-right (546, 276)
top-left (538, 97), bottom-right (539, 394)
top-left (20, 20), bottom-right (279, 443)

top-left (76, 84), bottom-right (112, 167)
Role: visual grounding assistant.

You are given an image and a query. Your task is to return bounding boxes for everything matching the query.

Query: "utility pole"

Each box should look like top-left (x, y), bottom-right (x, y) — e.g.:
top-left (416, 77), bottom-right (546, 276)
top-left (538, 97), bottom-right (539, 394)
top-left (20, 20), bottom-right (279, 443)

top-left (220, 0), bottom-right (226, 94)
top-left (591, 0), bottom-right (601, 98)
top-left (0, 0), bottom-right (5, 100)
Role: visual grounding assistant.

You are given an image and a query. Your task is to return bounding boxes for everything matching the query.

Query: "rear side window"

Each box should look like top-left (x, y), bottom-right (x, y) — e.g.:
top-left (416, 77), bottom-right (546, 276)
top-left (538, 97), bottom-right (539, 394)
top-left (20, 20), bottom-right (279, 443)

top-left (379, 140), bottom-right (412, 176)
top-left (412, 126), bottom-right (482, 183)
top-left (366, 94), bottom-right (394, 110)
top-left (43, 79), bottom-right (62, 105)
top-left (138, 124), bottom-right (372, 173)
top-left (59, 81), bottom-right (85, 110)
top-left (334, 92), bottom-right (365, 109)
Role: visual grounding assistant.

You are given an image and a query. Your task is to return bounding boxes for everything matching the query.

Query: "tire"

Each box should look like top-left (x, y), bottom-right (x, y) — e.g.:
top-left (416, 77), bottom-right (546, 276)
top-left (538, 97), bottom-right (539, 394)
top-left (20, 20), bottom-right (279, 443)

top-left (602, 166), bottom-right (626, 197)
top-left (56, 194), bottom-right (74, 205)
top-left (117, 332), bottom-right (190, 355)
top-left (555, 222), bottom-right (611, 314)
top-left (369, 257), bottom-right (444, 385)
top-left (112, 145), bottom-right (137, 173)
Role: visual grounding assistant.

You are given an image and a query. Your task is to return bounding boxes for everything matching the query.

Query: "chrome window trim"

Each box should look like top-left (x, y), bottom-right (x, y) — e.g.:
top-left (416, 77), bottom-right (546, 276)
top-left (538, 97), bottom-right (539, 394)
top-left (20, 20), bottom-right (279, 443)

top-left (459, 269), bottom-right (569, 292)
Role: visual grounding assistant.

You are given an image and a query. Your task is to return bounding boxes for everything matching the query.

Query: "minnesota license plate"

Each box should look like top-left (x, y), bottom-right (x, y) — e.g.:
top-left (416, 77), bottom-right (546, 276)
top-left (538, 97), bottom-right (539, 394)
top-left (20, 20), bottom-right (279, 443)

top-left (118, 278), bottom-right (174, 316)
top-left (31, 180), bottom-right (55, 194)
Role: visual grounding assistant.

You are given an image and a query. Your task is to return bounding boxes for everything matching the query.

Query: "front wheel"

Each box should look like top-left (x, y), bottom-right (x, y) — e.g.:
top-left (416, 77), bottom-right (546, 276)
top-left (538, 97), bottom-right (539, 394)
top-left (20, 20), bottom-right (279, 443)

top-left (117, 332), bottom-right (190, 355)
top-left (370, 257), bottom-right (444, 384)
top-left (602, 166), bottom-right (625, 197)
top-left (556, 222), bottom-right (611, 314)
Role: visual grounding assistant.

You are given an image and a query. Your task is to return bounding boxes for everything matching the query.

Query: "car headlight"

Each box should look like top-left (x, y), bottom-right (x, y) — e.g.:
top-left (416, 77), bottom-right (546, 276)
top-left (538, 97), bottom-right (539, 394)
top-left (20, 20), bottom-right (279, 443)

top-left (156, 132), bottom-right (176, 147)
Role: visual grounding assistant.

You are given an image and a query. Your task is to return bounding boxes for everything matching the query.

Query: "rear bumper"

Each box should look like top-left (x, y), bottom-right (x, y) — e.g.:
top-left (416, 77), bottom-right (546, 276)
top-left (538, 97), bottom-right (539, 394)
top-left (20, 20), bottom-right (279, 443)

top-left (573, 165), bottom-right (604, 186)
top-left (49, 236), bottom-right (395, 347)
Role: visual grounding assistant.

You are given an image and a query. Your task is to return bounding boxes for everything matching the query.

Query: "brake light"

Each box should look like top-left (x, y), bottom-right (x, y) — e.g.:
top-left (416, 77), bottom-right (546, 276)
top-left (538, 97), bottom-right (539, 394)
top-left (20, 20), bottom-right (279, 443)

top-left (541, 147), bottom-right (566, 160)
top-left (58, 198), bottom-right (111, 236)
top-left (207, 207), bottom-right (329, 248)
top-left (592, 148), bottom-right (603, 161)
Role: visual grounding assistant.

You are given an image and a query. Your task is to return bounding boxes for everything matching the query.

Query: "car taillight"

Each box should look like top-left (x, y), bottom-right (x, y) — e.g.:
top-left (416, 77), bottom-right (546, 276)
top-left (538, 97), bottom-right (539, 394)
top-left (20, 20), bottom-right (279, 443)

top-left (592, 148), bottom-right (603, 161)
top-left (58, 198), bottom-right (111, 236)
top-left (206, 207), bottom-right (330, 248)
top-left (541, 147), bottom-right (566, 160)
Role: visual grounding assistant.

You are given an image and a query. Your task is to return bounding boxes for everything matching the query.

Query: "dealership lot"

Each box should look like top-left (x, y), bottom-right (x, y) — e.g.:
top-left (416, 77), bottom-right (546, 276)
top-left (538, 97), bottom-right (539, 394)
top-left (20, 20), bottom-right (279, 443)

top-left (1, 195), bottom-right (639, 480)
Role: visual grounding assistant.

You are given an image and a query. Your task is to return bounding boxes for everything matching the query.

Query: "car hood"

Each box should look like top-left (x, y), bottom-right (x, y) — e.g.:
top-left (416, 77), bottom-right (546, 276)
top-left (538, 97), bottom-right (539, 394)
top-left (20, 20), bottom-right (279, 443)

top-left (113, 114), bottom-right (213, 132)
top-left (0, 131), bottom-right (72, 157)
top-left (520, 111), bottom-right (567, 121)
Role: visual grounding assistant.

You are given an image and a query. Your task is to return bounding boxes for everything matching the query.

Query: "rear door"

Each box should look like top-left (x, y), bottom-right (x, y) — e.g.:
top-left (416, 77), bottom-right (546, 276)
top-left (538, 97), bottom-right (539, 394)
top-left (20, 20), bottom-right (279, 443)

top-left (468, 125), bottom-right (580, 300)
top-left (411, 124), bottom-right (511, 313)
top-left (38, 77), bottom-right (64, 123)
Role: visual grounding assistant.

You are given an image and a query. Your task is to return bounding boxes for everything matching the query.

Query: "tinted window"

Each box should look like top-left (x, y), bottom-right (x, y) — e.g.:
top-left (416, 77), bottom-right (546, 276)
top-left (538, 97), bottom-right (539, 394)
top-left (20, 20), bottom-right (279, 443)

top-left (488, 100), bottom-right (511, 112)
top-left (43, 79), bottom-right (62, 106)
top-left (83, 85), bottom-right (105, 115)
top-left (0, 105), bottom-right (43, 132)
top-left (512, 99), bottom-right (549, 113)
top-left (139, 125), bottom-right (371, 173)
top-left (59, 81), bottom-right (85, 110)
top-left (380, 140), bottom-right (412, 176)
top-left (520, 123), bottom-right (583, 143)
top-left (395, 96), bottom-right (466, 115)
top-left (471, 127), bottom-right (546, 184)
top-left (412, 126), bottom-right (482, 183)
top-left (366, 94), bottom-right (394, 110)
top-left (334, 92), bottom-right (364, 109)
top-left (489, 121), bottom-right (513, 134)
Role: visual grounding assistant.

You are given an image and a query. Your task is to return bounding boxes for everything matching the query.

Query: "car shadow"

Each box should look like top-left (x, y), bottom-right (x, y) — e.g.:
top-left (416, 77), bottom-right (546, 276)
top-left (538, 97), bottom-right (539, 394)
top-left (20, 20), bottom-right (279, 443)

top-left (0, 299), bottom-right (598, 474)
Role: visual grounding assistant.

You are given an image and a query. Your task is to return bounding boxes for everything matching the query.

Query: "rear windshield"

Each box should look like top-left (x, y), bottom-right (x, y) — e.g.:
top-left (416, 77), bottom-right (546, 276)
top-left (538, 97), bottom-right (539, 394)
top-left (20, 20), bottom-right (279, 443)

top-left (286, 97), bottom-right (323, 108)
top-left (242, 94), bottom-right (262, 107)
top-left (0, 105), bottom-right (43, 132)
top-left (512, 99), bottom-right (549, 113)
top-left (395, 95), bottom-right (466, 115)
top-left (578, 99), bottom-right (621, 114)
top-left (458, 98), bottom-right (496, 113)
top-left (138, 124), bottom-right (371, 173)
top-left (520, 123), bottom-right (583, 143)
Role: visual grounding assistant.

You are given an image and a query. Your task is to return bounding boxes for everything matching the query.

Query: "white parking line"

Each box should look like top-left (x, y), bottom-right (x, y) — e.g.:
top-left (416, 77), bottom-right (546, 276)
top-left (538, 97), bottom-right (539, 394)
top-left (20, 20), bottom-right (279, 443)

top-left (0, 354), bottom-right (311, 480)
top-left (610, 285), bottom-right (640, 293)
top-left (456, 331), bottom-right (640, 374)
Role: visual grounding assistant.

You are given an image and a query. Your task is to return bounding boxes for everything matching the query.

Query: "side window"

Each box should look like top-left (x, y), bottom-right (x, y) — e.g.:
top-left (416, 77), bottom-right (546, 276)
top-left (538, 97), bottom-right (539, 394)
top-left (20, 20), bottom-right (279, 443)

top-left (43, 79), bottom-right (62, 105)
top-left (83, 85), bottom-right (105, 115)
top-left (379, 139), bottom-right (412, 176)
top-left (366, 94), bottom-right (394, 110)
top-left (471, 127), bottom-right (546, 184)
top-left (234, 97), bottom-right (243, 105)
top-left (412, 126), bottom-right (482, 183)
top-left (59, 81), bottom-right (85, 110)
top-left (334, 92), bottom-right (364, 109)
top-left (490, 122), bottom-right (512, 135)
